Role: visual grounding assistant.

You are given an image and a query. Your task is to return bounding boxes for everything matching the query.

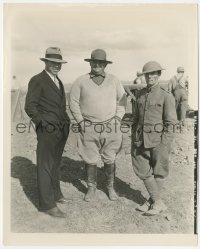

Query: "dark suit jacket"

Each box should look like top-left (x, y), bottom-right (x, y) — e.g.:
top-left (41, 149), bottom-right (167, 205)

top-left (25, 70), bottom-right (70, 127)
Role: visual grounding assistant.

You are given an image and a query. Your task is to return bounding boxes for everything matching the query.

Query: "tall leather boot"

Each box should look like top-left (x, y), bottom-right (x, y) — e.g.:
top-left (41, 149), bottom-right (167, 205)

top-left (84, 164), bottom-right (97, 202)
top-left (143, 177), bottom-right (167, 216)
top-left (104, 163), bottom-right (118, 201)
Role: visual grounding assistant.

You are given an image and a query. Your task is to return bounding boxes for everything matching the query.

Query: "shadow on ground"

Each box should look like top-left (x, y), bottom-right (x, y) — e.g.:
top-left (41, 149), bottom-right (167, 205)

top-left (11, 156), bottom-right (39, 209)
top-left (11, 156), bottom-right (145, 210)
top-left (61, 156), bottom-right (145, 205)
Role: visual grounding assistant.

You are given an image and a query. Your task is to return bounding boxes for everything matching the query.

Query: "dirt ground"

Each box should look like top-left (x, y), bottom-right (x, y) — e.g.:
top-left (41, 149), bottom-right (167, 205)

top-left (10, 109), bottom-right (196, 233)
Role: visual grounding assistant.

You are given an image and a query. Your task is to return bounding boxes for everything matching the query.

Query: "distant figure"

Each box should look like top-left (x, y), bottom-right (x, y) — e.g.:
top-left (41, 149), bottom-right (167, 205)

top-left (133, 71), bottom-right (146, 98)
top-left (124, 71), bottom-right (146, 101)
top-left (130, 71), bottom-right (146, 110)
top-left (12, 75), bottom-right (19, 90)
top-left (25, 47), bottom-right (70, 218)
top-left (168, 67), bottom-right (189, 125)
top-left (133, 71), bottom-right (146, 85)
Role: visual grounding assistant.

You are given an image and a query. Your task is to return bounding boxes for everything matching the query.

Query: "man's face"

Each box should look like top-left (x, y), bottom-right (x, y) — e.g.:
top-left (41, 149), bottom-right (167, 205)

top-left (177, 72), bottom-right (184, 80)
top-left (90, 60), bottom-right (107, 75)
top-left (45, 61), bottom-right (62, 76)
top-left (144, 71), bottom-right (160, 87)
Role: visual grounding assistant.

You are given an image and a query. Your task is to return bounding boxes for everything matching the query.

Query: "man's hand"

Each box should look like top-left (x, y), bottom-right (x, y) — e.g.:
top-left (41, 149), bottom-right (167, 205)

top-left (78, 119), bottom-right (92, 134)
top-left (129, 93), bottom-right (136, 101)
top-left (78, 120), bottom-right (85, 134)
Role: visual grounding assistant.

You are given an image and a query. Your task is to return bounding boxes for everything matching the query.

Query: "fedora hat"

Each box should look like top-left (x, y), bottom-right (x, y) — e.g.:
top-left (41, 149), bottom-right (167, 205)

top-left (84, 49), bottom-right (112, 64)
top-left (40, 47), bottom-right (67, 63)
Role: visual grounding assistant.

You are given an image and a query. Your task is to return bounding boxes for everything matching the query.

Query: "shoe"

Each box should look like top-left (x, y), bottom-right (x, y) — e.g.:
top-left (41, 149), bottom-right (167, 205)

top-left (136, 198), bottom-right (153, 212)
top-left (44, 207), bottom-right (66, 218)
top-left (144, 200), bottom-right (167, 216)
top-left (84, 186), bottom-right (96, 202)
top-left (107, 187), bottom-right (118, 201)
top-left (56, 197), bottom-right (68, 204)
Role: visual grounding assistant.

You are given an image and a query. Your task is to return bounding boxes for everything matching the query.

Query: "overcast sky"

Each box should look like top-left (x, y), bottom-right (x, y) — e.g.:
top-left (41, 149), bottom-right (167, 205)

top-left (4, 3), bottom-right (198, 109)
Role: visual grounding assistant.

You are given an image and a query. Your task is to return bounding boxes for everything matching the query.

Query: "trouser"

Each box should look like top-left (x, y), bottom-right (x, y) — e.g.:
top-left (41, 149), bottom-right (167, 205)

top-left (177, 100), bottom-right (188, 122)
top-left (77, 122), bottom-right (123, 165)
top-left (174, 88), bottom-right (188, 122)
top-left (131, 143), bottom-right (171, 181)
top-left (132, 143), bottom-right (171, 201)
top-left (36, 122), bottom-right (69, 210)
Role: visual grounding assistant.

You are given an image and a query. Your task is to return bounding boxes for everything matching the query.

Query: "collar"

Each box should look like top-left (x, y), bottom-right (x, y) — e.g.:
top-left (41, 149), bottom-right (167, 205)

top-left (146, 82), bottom-right (159, 93)
top-left (45, 70), bottom-right (58, 81)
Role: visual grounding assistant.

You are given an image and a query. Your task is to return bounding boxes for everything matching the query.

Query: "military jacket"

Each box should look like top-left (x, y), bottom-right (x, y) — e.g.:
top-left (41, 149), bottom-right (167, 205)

top-left (132, 83), bottom-right (177, 148)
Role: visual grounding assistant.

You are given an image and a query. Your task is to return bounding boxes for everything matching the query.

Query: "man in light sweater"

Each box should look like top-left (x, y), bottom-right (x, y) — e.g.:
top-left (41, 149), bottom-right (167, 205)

top-left (69, 49), bottom-right (126, 202)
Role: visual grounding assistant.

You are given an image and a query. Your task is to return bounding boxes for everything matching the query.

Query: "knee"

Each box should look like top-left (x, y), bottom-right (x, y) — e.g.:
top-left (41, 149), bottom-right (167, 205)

top-left (154, 174), bottom-right (167, 179)
top-left (154, 170), bottom-right (169, 179)
top-left (136, 173), bottom-right (154, 181)
top-left (132, 158), bottom-right (153, 180)
top-left (154, 161), bottom-right (169, 178)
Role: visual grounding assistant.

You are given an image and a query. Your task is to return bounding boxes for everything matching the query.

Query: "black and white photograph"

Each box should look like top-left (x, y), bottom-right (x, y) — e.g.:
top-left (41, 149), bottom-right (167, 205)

top-left (3, 1), bottom-right (198, 246)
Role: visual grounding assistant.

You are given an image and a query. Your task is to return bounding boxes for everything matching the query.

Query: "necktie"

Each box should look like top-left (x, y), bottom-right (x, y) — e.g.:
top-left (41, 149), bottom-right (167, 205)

top-left (54, 76), bottom-right (60, 90)
top-left (90, 74), bottom-right (105, 85)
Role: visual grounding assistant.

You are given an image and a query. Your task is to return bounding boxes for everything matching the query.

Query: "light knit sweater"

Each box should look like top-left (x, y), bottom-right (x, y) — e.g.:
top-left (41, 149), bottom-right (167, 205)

top-left (69, 73), bottom-right (126, 123)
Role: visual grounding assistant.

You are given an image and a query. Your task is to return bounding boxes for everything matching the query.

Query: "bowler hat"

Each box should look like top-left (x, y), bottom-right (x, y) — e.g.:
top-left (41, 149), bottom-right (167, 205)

top-left (177, 67), bottom-right (184, 73)
top-left (40, 47), bottom-right (67, 63)
top-left (84, 49), bottom-right (112, 64)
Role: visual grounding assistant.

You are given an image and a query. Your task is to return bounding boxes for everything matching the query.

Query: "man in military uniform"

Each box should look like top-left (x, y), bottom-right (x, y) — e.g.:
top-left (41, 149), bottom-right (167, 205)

top-left (168, 67), bottom-right (189, 126)
top-left (131, 61), bottom-right (177, 215)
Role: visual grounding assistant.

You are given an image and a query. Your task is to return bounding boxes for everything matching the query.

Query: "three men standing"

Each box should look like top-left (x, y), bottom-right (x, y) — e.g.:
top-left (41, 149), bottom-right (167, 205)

top-left (25, 47), bottom-right (70, 218)
top-left (131, 61), bottom-right (177, 215)
top-left (25, 47), bottom-right (177, 218)
top-left (69, 49), bottom-right (126, 202)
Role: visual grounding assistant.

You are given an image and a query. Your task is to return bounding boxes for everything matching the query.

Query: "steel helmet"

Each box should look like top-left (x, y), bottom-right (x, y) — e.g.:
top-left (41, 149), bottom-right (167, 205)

top-left (142, 61), bottom-right (164, 74)
top-left (177, 67), bottom-right (184, 73)
top-left (136, 71), bottom-right (143, 77)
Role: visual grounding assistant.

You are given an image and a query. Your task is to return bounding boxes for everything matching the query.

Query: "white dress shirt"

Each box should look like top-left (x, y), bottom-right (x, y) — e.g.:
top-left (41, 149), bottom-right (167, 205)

top-left (45, 70), bottom-right (60, 89)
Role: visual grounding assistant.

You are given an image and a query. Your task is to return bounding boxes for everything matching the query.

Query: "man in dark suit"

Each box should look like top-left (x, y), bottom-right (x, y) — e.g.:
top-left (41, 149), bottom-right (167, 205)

top-left (25, 47), bottom-right (70, 218)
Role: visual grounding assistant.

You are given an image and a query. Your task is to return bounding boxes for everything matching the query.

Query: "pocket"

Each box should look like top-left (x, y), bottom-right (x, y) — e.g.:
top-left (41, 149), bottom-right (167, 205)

top-left (149, 100), bottom-right (163, 110)
top-left (116, 133), bottom-right (123, 155)
top-left (61, 124), bottom-right (69, 139)
top-left (152, 132), bottom-right (162, 143)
